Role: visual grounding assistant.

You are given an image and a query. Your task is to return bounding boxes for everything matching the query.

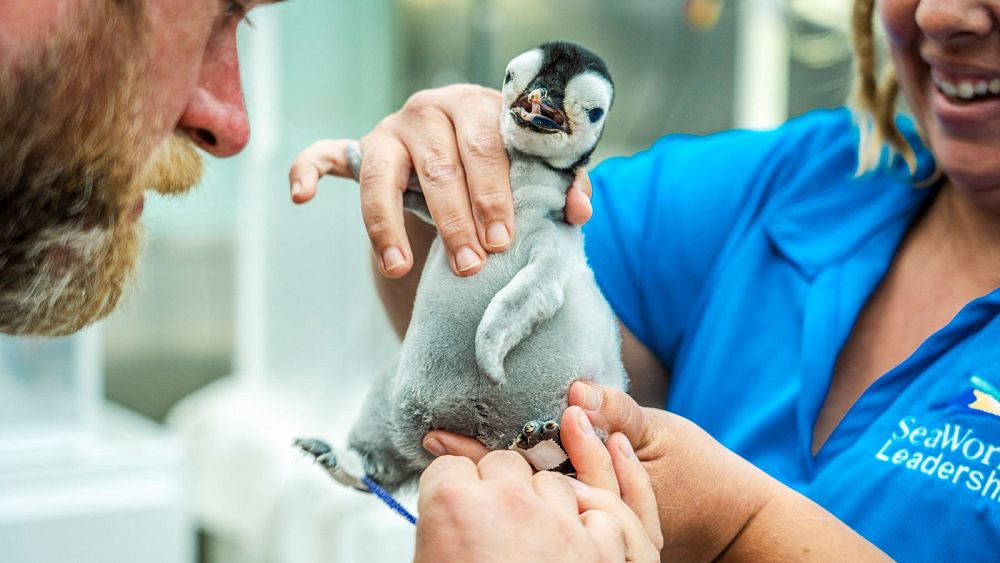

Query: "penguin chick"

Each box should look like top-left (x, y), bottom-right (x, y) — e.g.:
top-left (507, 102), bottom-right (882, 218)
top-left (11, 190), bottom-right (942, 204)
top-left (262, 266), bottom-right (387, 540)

top-left (299, 42), bottom-right (627, 493)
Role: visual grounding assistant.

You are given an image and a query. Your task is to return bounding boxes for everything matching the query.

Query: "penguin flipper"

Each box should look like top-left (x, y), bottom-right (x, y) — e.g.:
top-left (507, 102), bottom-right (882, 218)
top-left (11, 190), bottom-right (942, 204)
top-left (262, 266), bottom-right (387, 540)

top-left (475, 238), bottom-right (565, 384)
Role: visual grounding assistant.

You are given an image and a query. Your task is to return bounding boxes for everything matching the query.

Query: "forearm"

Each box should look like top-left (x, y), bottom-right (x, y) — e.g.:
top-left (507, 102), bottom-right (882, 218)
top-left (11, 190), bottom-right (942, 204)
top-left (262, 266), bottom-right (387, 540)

top-left (719, 479), bottom-right (889, 562)
top-left (619, 323), bottom-right (670, 408)
top-left (375, 213), bottom-right (436, 339)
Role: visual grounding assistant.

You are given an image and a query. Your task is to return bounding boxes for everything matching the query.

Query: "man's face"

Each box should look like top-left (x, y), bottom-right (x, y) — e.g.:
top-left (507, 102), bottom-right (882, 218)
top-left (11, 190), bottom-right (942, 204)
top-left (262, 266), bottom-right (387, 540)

top-left (0, 0), bottom-right (265, 336)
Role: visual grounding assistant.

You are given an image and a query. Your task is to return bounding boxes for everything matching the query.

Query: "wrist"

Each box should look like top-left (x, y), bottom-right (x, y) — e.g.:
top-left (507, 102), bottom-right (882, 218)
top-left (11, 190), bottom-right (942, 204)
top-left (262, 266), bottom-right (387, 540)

top-left (646, 413), bottom-right (777, 562)
top-left (714, 473), bottom-right (780, 561)
top-left (715, 475), bottom-right (887, 562)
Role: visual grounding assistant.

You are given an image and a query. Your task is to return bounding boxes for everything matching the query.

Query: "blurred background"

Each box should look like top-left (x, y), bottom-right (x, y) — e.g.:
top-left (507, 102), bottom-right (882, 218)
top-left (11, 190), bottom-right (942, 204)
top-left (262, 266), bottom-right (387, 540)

top-left (0, 1), bottom-right (856, 562)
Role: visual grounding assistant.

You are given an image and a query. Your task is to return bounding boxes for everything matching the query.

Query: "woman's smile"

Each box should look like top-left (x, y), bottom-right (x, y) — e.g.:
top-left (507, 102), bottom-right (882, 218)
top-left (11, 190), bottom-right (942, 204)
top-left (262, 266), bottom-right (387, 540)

top-left (924, 54), bottom-right (1000, 133)
top-left (881, 0), bottom-right (1000, 197)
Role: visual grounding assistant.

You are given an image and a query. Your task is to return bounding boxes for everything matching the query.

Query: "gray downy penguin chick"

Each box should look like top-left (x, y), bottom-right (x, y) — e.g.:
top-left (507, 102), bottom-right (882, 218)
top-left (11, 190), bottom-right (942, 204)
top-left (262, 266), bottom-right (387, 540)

top-left (297, 41), bottom-right (627, 493)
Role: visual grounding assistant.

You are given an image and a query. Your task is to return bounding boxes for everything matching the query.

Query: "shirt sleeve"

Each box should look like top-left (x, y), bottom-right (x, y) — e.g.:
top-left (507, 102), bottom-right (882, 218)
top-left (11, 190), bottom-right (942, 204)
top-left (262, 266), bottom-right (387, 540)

top-left (583, 126), bottom-right (795, 368)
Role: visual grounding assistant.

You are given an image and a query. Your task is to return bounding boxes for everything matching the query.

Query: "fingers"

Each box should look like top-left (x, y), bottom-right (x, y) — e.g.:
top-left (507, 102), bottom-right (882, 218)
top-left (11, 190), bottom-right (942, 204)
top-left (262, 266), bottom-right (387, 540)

top-left (382, 85), bottom-right (514, 276)
top-left (574, 483), bottom-right (661, 563)
top-left (418, 454), bottom-right (480, 494)
top-left (569, 381), bottom-right (651, 450)
top-left (394, 86), bottom-right (510, 274)
top-left (288, 139), bottom-right (356, 204)
top-left (357, 133), bottom-right (415, 278)
top-left (561, 405), bottom-right (620, 495)
top-left (607, 433), bottom-right (664, 550)
top-left (445, 91), bottom-right (514, 252)
top-left (531, 471), bottom-right (579, 514)
top-left (291, 85), bottom-right (511, 279)
top-left (477, 450), bottom-right (533, 486)
top-left (403, 134), bottom-right (484, 275)
top-left (564, 170), bottom-right (593, 225)
top-left (423, 430), bottom-right (491, 462)
top-left (579, 510), bottom-right (628, 562)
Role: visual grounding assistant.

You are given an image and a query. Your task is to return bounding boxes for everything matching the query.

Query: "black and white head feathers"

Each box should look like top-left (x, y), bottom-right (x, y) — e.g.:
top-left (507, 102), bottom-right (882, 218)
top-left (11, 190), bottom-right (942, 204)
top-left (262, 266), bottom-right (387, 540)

top-left (501, 41), bottom-right (614, 170)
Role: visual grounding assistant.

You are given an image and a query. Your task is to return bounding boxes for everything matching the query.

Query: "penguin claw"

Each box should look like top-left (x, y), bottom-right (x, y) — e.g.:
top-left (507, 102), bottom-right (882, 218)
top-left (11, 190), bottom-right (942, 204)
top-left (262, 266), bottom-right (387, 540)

top-left (509, 419), bottom-right (573, 472)
top-left (293, 437), bottom-right (370, 492)
top-left (294, 437), bottom-right (332, 458)
top-left (514, 419), bottom-right (562, 449)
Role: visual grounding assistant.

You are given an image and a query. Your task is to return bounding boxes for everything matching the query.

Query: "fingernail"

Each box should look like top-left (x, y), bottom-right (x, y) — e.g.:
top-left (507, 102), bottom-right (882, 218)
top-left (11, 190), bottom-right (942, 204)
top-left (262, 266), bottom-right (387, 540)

top-left (577, 409), bottom-right (594, 434)
top-left (618, 436), bottom-right (639, 462)
top-left (486, 222), bottom-right (510, 249)
top-left (579, 192), bottom-right (593, 216)
top-left (291, 181), bottom-right (302, 197)
top-left (455, 246), bottom-right (483, 272)
top-left (382, 246), bottom-right (406, 271)
top-left (579, 380), bottom-right (603, 411)
top-left (423, 437), bottom-right (447, 457)
top-left (567, 477), bottom-right (589, 491)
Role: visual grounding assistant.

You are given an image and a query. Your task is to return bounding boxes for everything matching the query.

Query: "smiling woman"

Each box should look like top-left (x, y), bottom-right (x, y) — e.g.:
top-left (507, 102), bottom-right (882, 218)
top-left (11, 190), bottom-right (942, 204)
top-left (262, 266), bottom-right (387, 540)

top-left (880, 0), bottom-right (1000, 201)
top-left (812, 0), bottom-right (1000, 456)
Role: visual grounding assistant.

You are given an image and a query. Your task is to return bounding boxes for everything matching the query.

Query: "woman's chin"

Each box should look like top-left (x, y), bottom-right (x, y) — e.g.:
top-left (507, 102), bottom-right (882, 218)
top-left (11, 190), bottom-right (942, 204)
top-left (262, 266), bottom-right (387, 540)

top-left (929, 138), bottom-right (1000, 199)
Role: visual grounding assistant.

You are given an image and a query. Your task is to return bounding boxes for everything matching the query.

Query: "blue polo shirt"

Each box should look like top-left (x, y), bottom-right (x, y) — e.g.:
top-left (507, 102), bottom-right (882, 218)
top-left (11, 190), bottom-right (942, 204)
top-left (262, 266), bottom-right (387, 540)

top-left (583, 108), bottom-right (1000, 562)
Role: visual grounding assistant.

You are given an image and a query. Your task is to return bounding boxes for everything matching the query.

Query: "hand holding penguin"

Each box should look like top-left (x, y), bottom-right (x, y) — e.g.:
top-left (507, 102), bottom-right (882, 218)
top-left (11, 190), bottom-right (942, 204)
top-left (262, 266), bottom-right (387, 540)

top-left (414, 403), bottom-right (662, 563)
top-left (288, 87), bottom-right (595, 278)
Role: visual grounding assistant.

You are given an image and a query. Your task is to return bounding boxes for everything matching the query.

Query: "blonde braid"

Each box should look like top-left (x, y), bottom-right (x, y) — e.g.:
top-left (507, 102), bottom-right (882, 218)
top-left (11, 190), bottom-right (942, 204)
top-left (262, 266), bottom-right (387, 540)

top-left (851, 0), bottom-right (917, 175)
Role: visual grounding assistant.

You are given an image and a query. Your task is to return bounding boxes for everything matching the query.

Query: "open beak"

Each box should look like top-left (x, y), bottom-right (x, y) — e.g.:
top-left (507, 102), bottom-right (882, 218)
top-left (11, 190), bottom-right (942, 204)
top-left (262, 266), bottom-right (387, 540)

top-left (511, 87), bottom-right (567, 133)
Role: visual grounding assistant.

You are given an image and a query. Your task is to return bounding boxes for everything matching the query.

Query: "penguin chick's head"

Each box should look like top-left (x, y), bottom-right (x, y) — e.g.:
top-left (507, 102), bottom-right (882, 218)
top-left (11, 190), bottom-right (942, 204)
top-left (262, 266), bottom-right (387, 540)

top-left (501, 41), bottom-right (613, 171)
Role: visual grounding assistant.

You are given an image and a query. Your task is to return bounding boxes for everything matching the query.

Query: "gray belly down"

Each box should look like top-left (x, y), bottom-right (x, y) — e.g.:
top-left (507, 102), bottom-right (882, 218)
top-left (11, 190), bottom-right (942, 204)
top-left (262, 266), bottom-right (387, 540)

top-left (390, 238), bottom-right (626, 459)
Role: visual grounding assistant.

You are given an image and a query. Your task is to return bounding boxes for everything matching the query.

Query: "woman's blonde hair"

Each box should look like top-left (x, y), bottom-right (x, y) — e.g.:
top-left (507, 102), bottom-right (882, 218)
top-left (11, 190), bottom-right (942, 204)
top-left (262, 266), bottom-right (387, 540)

top-left (851, 0), bottom-right (918, 175)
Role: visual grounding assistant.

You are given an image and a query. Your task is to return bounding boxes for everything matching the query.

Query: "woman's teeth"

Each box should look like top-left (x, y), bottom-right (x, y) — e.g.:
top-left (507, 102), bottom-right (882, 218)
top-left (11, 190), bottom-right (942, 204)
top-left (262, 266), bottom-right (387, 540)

top-left (934, 75), bottom-right (1000, 101)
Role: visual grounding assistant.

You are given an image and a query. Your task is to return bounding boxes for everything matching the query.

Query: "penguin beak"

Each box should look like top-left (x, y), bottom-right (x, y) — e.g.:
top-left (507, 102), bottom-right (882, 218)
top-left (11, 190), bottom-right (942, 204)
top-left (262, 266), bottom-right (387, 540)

top-left (511, 88), bottom-right (567, 134)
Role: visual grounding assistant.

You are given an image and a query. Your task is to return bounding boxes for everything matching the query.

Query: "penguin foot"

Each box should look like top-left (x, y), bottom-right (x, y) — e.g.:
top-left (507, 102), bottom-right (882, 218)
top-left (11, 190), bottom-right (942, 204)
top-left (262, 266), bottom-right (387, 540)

top-left (514, 419), bottom-right (560, 449)
top-left (510, 420), bottom-right (574, 472)
top-left (294, 437), bottom-right (370, 491)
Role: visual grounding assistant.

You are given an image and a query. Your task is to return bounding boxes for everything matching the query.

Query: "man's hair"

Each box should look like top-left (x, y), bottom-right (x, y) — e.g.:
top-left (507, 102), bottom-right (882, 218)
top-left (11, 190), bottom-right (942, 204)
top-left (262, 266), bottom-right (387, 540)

top-left (850, 0), bottom-right (918, 176)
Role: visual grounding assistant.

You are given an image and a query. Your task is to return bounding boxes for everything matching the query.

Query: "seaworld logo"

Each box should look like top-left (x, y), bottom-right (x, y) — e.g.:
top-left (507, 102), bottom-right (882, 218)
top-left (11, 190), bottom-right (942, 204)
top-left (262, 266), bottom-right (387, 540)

top-left (968, 375), bottom-right (1000, 418)
top-left (875, 416), bottom-right (1000, 500)
top-left (874, 377), bottom-right (1000, 501)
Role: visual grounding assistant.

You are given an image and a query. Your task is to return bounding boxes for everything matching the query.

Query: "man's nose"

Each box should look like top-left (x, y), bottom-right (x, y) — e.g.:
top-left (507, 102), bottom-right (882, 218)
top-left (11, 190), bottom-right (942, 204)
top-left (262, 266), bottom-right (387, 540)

top-left (178, 25), bottom-right (250, 158)
top-left (915, 0), bottom-right (995, 45)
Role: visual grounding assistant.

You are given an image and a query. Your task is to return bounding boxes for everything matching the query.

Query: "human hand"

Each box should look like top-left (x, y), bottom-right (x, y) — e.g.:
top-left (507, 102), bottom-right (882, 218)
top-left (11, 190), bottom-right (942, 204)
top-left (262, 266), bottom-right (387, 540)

top-left (287, 84), bottom-right (594, 279)
top-left (566, 381), bottom-right (784, 561)
top-left (571, 382), bottom-right (894, 561)
top-left (425, 382), bottom-right (778, 560)
top-left (415, 406), bottom-right (662, 562)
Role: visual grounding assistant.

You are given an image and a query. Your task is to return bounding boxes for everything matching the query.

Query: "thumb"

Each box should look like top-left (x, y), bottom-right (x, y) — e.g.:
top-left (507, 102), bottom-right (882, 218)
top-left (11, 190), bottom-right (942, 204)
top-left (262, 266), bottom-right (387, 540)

top-left (423, 430), bottom-right (491, 462)
top-left (568, 381), bottom-right (651, 450)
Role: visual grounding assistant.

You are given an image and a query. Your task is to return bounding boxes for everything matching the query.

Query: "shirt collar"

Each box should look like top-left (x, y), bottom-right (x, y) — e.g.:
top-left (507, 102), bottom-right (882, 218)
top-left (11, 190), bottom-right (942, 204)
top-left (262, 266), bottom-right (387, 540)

top-left (763, 151), bottom-right (938, 279)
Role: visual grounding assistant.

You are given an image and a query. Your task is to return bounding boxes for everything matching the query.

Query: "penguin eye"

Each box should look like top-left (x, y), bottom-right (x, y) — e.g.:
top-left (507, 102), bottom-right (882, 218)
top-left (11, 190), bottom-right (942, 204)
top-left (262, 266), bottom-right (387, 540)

top-left (588, 107), bottom-right (605, 123)
top-left (505, 71), bottom-right (514, 84)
